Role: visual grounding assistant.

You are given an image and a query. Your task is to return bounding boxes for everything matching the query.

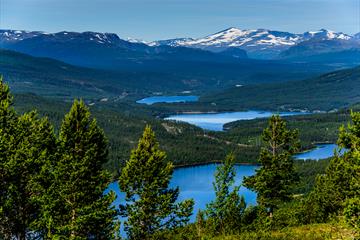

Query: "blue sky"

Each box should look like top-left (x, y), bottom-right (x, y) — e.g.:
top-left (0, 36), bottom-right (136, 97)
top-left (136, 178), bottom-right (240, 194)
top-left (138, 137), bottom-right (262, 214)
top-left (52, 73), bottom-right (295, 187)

top-left (1, 0), bottom-right (358, 41)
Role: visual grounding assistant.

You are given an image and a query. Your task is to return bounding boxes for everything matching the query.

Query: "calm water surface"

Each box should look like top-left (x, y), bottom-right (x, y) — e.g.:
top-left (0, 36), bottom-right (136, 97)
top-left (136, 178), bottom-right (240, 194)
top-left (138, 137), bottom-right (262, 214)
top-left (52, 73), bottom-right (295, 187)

top-left (165, 111), bottom-right (305, 131)
top-left (136, 95), bottom-right (199, 105)
top-left (109, 144), bottom-right (339, 220)
top-left (108, 164), bottom-right (258, 222)
top-left (295, 144), bottom-right (341, 160)
top-left (108, 143), bottom-right (341, 238)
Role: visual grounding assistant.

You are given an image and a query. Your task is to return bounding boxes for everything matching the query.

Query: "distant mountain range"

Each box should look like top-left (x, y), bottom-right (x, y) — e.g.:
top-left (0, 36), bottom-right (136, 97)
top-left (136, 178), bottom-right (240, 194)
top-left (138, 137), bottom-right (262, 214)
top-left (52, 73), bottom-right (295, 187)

top-left (1, 28), bottom-right (359, 62)
top-left (150, 28), bottom-right (359, 59)
top-left (0, 29), bottom-right (249, 70)
top-left (1, 29), bottom-right (359, 112)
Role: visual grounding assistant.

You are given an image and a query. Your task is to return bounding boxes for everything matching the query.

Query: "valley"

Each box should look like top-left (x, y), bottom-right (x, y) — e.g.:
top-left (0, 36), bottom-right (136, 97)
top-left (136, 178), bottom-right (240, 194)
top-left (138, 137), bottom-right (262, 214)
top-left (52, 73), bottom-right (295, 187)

top-left (1, 0), bottom-right (360, 237)
top-left (12, 89), bottom-right (352, 178)
top-left (2, 29), bottom-right (357, 176)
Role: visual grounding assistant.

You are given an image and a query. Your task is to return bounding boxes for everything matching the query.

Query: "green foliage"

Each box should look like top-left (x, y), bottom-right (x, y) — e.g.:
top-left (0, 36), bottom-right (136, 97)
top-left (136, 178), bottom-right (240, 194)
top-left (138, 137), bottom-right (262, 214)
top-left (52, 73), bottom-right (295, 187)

top-left (271, 200), bottom-right (307, 229)
top-left (119, 125), bottom-right (194, 239)
top-left (222, 111), bottom-right (349, 151)
top-left (306, 111), bottom-right (360, 223)
top-left (195, 210), bottom-right (206, 238)
top-left (344, 197), bottom-right (360, 232)
top-left (205, 154), bottom-right (246, 235)
top-left (0, 82), bottom-right (118, 239)
top-left (0, 78), bottom-right (57, 240)
top-left (13, 91), bottom-right (353, 178)
top-left (199, 65), bottom-right (360, 111)
top-left (208, 221), bottom-right (357, 240)
top-left (244, 115), bottom-right (300, 214)
top-left (13, 93), bottom-right (247, 176)
top-left (293, 158), bottom-right (330, 194)
top-left (2, 72), bottom-right (359, 239)
top-left (37, 100), bottom-right (118, 239)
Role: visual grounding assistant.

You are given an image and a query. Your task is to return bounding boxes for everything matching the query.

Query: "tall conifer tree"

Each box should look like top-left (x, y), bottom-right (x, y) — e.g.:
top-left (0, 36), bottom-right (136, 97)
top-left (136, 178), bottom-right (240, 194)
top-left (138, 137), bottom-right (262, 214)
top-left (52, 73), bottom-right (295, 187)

top-left (41, 100), bottom-right (117, 239)
top-left (119, 125), bottom-right (194, 240)
top-left (0, 78), bottom-right (57, 240)
top-left (244, 115), bottom-right (299, 216)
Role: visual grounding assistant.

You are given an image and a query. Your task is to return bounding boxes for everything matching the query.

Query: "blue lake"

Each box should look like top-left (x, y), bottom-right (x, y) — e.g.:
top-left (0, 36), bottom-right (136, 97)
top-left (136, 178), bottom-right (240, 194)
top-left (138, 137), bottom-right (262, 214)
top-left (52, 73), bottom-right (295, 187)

top-left (107, 164), bottom-right (258, 222)
top-left (136, 95), bottom-right (199, 105)
top-left (295, 144), bottom-right (341, 160)
top-left (108, 143), bottom-right (339, 237)
top-left (165, 110), bottom-right (305, 131)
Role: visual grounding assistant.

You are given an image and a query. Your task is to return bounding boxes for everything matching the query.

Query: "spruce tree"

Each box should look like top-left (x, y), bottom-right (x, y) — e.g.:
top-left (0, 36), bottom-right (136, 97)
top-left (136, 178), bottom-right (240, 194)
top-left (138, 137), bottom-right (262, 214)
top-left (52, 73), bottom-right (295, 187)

top-left (119, 125), bottom-right (194, 240)
top-left (206, 153), bottom-right (246, 235)
top-left (0, 77), bottom-right (16, 239)
top-left (244, 115), bottom-right (299, 216)
top-left (41, 100), bottom-right (117, 239)
top-left (0, 78), bottom-right (57, 240)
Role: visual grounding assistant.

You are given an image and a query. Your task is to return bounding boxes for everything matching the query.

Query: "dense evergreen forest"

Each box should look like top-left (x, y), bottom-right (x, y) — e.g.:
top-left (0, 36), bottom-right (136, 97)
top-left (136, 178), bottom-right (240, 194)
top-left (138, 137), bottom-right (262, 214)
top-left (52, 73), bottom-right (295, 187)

top-left (145, 66), bottom-right (360, 113)
top-left (12, 91), bottom-right (353, 178)
top-left (0, 77), bottom-right (359, 239)
top-left (199, 66), bottom-right (360, 111)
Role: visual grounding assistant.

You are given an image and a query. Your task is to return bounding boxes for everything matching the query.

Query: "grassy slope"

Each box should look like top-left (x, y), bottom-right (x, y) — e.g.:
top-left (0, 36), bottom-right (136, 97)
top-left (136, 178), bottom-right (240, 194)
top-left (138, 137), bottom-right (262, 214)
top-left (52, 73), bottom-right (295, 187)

top-left (211, 223), bottom-right (358, 240)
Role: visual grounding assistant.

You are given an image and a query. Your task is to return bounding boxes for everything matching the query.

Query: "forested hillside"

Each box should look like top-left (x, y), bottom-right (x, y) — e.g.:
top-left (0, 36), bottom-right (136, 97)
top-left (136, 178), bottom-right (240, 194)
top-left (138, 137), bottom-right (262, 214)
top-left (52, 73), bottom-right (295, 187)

top-left (199, 66), bottom-right (360, 111)
top-left (13, 93), bottom-right (248, 175)
top-left (14, 91), bottom-right (356, 178)
top-left (0, 49), bottom-right (193, 97)
top-left (1, 77), bottom-right (359, 239)
top-left (0, 48), bottom-right (339, 99)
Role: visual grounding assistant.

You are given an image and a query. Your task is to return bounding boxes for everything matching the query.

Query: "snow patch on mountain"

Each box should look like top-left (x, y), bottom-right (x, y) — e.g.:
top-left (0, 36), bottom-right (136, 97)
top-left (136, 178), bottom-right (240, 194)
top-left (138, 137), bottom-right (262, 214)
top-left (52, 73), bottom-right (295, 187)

top-left (150, 28), bottom-right (356, 58)
top-left (0, 30), bottom-right (43, 43)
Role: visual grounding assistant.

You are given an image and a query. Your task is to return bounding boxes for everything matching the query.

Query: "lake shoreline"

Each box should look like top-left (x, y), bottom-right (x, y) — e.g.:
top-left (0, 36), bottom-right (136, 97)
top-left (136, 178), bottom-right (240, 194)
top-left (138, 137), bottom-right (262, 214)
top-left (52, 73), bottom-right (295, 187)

top-left (174, 160), bottom-right (260, 169)
top-left (165, 110), bottom-right (306, 131)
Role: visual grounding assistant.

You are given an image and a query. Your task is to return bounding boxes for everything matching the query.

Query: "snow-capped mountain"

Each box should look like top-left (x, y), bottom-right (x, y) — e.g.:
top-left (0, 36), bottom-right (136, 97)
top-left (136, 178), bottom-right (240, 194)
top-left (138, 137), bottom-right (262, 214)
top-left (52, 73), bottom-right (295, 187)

top-left (0, 30), bottom-right (156, 69)
top-left (0, 30), bottom-right (43, 45)
top-left (151, 28), bottom-right (355, 59)
top-left (0, 29), bottom-right (250, 70)
top-left (1, 28), bottom-right (358, 61)
top-left (302, 29), bottom-right (352, 41)
top-left (126, 37), bottom-right (149, 44)
top-left (148, 38), bottom-right (195, 47)
top-left (0, 30), bottom-right (145, 49)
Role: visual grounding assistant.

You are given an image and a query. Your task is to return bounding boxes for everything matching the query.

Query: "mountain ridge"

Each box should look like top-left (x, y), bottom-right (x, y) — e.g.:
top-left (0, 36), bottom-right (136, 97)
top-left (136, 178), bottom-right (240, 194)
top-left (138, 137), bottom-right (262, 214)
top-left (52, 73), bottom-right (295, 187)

top-left (2, 28), bottom-right (358, 61)
top-left (151, 28), bottom-right (358, 59)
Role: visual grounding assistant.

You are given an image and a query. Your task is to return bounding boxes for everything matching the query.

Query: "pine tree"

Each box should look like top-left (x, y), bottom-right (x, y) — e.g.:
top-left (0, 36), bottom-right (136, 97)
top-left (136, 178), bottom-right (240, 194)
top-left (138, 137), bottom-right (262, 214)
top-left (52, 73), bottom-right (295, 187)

top-left (307, 111), bottom-right (360, 222)
top-left (206, 153), bottom-right (246, 235)
top-left (0, 78), bottom-right (57, 240)
top-left (40, 100), bottom-right (117, 239)
top-left (119, 125), bottom-right (194, 240)
top-left (244, 115), bottom-right (299, 216)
